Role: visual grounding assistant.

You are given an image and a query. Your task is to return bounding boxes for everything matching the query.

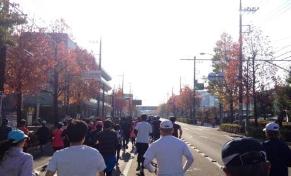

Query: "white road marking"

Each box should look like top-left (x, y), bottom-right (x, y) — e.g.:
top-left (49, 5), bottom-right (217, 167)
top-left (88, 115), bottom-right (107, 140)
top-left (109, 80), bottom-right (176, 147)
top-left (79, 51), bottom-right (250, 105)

top-left (123, 154), bottom-right (134, 176)
top-left (184, 139), bottom-right (223, 170)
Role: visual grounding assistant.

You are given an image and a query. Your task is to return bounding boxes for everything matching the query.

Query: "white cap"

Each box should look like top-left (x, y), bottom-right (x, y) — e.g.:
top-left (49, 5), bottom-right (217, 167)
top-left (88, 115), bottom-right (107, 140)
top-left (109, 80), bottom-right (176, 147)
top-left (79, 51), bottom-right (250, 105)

top-left (263, 122), bottom-right (279, 132)
top-left (160, 120), bottom-right (173, 129)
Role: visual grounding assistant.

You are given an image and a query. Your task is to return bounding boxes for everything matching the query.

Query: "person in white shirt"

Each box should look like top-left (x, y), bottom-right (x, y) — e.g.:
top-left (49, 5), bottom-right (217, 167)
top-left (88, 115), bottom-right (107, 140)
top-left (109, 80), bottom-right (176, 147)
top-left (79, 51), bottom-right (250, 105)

top-left (45, 120), bottom-right (106, 176)
top-left (143, 120), bottom-right (194, 176)
top-left (135, 114), bottom-right (152, 174)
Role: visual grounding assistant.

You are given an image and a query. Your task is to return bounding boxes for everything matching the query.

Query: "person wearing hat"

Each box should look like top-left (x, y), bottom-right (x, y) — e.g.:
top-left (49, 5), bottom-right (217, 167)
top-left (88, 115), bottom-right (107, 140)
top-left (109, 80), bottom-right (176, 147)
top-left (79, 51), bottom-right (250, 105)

top-left (0, 129), bottom-right (37, 176)
top-left (262, 122), bottom-right (291, 176)
top-left (221, 137), bottom-right (270, 176)
top-left (169, 116), bottom-right (182, 138)
top-left (143, 120), bottom-right (194, 176)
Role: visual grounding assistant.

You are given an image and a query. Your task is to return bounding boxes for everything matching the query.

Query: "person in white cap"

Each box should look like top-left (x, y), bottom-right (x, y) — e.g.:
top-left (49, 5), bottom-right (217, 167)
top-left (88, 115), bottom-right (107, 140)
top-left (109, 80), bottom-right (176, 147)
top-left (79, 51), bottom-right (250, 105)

top-left (143, 120), bottom-right (193, 176)
top-left (262, 122), bottom-right (291, 176)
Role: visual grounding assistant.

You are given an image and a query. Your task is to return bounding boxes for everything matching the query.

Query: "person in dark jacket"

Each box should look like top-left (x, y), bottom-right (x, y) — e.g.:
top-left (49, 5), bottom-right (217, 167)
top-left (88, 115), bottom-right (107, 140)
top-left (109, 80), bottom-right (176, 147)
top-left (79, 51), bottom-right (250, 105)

top-left (96, 119), bottom-right (118, 176)
top-left (0, 119), bottom-right (12, 142)
top-left (36, 120), bottom-right (50, 154)
top-left (262, 122), bottom-right (291, 176)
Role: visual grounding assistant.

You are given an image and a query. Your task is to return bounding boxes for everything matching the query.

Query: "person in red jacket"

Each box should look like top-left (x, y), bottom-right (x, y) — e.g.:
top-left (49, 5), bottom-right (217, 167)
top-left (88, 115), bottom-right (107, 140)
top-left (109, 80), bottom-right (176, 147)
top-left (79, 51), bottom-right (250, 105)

top-left (52, 122), bottom-right (64, 151)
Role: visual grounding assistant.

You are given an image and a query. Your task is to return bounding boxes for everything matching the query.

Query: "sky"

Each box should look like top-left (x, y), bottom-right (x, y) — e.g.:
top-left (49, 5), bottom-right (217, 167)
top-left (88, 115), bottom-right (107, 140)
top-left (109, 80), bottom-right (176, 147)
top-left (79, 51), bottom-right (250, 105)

top-left (12, 0), bottom-right (291, 106)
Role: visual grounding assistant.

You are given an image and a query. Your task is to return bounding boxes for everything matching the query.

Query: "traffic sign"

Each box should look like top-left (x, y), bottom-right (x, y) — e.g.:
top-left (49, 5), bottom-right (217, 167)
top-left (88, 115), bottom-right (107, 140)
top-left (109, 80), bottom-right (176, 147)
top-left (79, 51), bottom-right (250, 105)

top-left (208, 72), bottom-right (224, 81)
top-left (81, 70), bottom-right (101, 81)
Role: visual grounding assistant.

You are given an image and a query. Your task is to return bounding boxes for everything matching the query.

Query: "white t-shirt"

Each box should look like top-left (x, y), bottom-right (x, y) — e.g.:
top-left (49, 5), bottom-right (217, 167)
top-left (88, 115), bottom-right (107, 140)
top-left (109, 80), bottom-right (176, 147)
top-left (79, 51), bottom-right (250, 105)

top-left (135, 121), bottom-right (152, 143)
top-left (143, 136), bottom-right (194, 176)
top-left (47, 145), bottom-right (106, 176)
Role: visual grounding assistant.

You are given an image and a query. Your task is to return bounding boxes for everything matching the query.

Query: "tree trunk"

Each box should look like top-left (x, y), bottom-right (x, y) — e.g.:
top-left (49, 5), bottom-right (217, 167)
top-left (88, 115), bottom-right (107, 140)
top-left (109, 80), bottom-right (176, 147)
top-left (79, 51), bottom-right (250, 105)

top-left (229, 96), bottom-right (234, 122)
top-left (252, 55), bottom-right (258, 126)
top-left (0, 45), bottom-right (6, 92)
top-left (53, 68), bottom-right (59, 123)
top-left (16, 84), bottom-right (22, 126)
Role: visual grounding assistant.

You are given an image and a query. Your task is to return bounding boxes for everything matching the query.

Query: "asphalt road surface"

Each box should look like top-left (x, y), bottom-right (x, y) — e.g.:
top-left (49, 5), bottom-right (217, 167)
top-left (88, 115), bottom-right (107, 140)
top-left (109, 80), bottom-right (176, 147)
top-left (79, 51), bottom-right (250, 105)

top-left (178, 122), bottom-right (291, 176)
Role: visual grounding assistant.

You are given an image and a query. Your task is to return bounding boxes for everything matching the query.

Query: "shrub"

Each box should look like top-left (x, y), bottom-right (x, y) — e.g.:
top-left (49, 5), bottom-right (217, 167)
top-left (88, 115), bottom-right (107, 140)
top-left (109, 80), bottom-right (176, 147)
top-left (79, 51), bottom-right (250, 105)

top-left (220, 123), bottom-right (243, 134)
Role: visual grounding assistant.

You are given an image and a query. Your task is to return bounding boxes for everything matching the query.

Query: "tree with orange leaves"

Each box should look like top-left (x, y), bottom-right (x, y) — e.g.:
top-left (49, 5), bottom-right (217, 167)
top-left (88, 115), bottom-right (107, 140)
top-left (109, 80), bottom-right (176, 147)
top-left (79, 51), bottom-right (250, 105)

top-left (208, 33), bottom-right (240, 122)
top-left (5, 29), bottom-right (53, 124)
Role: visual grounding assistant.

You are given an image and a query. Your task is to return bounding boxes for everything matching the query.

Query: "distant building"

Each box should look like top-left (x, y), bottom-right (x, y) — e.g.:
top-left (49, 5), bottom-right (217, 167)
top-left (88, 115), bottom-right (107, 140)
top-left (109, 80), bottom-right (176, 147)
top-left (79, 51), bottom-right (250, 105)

top-left (196, 90), bottom-right (218, 108)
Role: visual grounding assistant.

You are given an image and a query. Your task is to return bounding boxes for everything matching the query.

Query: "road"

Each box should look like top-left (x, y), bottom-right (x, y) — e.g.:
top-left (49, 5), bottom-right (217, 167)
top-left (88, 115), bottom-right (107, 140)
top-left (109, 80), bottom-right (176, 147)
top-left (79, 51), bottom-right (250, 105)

top-left (178, 122), bottom-right (291, 176)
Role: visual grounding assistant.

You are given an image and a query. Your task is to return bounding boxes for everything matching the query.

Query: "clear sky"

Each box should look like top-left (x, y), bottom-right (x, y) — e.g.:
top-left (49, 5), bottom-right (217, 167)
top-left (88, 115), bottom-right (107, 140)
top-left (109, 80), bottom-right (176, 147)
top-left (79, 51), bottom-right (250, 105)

top-left (13, 0), bottom-right (291, 106)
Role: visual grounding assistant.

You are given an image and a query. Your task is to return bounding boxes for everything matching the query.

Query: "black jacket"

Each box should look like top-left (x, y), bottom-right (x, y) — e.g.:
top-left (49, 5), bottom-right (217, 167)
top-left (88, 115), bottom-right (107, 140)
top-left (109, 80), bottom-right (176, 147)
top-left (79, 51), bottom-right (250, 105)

top-left (263, 138), bottom-right (291, 176)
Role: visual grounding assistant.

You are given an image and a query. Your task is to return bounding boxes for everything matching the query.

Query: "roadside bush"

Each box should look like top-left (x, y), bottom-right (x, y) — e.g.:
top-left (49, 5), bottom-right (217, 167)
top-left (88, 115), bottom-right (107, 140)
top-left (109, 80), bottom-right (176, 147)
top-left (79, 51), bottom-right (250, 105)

top-left (246, 126), bottom-right (265, 139)
top-left (220, 123), bottom-right (291, 142)
top-left (176, 117), bottom-right (192, 124)
top-left (220, 123), bottom-right (243, 134)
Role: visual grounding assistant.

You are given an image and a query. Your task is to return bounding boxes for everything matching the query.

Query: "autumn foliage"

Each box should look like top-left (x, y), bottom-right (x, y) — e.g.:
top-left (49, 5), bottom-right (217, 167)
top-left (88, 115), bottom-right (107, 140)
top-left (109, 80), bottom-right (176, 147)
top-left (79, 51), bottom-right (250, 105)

top-left (157, 86), bottom-right (201, 118)
top-left (4, 28), bottom-right (102, 123)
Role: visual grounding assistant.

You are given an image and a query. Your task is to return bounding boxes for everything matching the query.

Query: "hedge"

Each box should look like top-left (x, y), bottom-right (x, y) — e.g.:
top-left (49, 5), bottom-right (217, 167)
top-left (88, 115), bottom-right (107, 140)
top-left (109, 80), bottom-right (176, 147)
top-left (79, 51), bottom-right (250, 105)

top-left (176, 117), bottom-right (193, 124)
top-left (220, 123), bottom-right (291, 142)
top-left (220, 123), bottom-right (243, 134)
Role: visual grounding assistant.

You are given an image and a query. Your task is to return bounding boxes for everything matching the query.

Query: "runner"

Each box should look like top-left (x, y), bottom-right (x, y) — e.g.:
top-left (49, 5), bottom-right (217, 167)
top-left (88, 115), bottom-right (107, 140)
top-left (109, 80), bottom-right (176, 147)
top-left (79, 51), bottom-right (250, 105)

top-left (151, 116), bottom-right (161, 141)
top-left (135, 114), bottom-right (152, 175)
top-left (130, 120), bottom-right (136, 148)
top-left (36, 120), bottom-right (51, 155)
top-left (170, 117), bottom-right (182, 138)
top-left (96, 119), bottom-right (118, 176)
top-left (52, 122), bottom-right (64, 151)
top-left (45, 120), bottom-right (106, 176)
top-left (0, 129), bottom-right (37, 176)
top-left (221, 137), bottom-right (270, 176)
top-left (18, 119), bottom-right (30, 152)
top-left (262, 122), bottom-right (291, 176)
top-left (144, 120), bottom-right (193, 176)
top-left (114, 124), bottom-right (123, 164)
top-left (120, 117), bottom-right (131, 150)
top-left (0, 119), bottom-right (12, 142)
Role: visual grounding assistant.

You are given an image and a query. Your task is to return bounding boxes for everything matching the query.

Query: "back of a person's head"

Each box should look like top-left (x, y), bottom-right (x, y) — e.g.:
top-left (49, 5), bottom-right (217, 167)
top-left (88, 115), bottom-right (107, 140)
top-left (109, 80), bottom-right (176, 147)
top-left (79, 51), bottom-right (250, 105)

top-left (2, 119), bottom-right (8, 126)
top-left (103, 119), bottom-right (112, 129)
top-left (141, 114), bottom-right (147, 121)
top-left (222, 137), bottom-right (269, 176)
top-left (169, 116), bottom-right (176, 122)
top-left (19, 119), bottom-right (26, 126)
top-left (67, 120), bottom-right (88, 143)
top-left (114, 124), bottom-right (120, 130)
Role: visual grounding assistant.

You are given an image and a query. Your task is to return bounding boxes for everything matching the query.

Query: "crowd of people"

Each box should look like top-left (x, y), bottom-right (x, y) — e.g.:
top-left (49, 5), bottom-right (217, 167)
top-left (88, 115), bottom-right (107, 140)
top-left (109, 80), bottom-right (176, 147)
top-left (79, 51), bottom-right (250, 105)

top-left (0, 115), bottom-right (290, 176)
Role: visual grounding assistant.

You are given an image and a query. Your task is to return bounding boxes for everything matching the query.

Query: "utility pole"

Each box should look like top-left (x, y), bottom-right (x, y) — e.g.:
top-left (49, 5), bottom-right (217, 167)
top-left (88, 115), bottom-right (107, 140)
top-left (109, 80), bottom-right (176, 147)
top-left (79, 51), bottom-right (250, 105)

top-left (238, 0), bottom-right (258, 127)
top-left (180, 56), bottom-right (197, 124)
top-left (193, 56), bottom-right (196, 124)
